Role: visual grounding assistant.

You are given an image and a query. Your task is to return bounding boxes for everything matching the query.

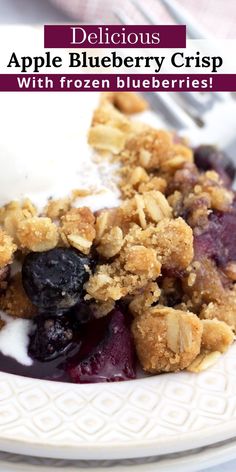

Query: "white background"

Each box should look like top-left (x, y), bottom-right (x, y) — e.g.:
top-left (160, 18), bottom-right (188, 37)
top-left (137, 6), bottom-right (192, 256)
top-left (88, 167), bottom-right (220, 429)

top-left (0, 0), bottom-right (235, 471)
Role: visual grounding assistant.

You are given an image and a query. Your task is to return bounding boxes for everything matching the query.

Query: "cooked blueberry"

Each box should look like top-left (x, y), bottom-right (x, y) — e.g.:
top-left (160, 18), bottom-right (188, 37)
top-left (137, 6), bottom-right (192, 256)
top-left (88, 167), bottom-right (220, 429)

top-left (28, 314), bottom-right (75, 361)
top-left (67, 310), bottom-right (136, 383)
top-left (194, 145), bottom-right (235, 185)
top-left (194, 209), bottom-right (236, 267)
top-left (70, 302), bottom-right (94, 325)
top-left (22, 248), bottom-right (93, 311)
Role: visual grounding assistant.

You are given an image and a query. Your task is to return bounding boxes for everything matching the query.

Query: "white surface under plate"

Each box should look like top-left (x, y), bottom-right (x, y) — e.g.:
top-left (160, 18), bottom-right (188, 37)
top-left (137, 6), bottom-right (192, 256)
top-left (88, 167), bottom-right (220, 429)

top-left (1, 343), bottom-right (236, 460)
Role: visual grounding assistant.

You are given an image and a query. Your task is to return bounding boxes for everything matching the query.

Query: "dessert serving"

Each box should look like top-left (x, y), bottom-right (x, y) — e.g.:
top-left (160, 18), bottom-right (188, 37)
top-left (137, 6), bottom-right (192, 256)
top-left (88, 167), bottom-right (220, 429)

top-left (0, 92), bottom-right (235, 383)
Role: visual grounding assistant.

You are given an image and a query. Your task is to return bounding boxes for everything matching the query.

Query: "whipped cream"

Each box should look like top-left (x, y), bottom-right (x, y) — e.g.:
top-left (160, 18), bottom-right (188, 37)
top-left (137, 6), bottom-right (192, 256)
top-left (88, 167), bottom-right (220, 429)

top-left (0, 312), bottom-right (33, 366)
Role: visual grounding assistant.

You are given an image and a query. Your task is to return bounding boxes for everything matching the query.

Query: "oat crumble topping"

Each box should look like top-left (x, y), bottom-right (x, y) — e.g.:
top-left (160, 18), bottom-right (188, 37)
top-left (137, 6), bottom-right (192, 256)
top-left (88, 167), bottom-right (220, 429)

top-left (0, 91), bottom-right (235, 377)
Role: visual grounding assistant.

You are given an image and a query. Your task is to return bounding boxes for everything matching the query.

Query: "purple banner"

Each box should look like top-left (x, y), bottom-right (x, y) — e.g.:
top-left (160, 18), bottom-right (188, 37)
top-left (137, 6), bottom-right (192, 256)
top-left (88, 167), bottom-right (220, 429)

top-left (44, 25), bottom-right (186, 49)
top-left (0, 74), bottom-right (235, 91)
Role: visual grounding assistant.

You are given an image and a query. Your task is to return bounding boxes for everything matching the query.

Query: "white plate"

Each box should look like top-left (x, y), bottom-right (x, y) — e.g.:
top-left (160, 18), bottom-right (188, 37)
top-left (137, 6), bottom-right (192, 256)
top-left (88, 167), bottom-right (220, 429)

top-left (1, 435), bottom-right (236, 472)
top-left (0, 24), bottom-right (236, 465)
top-left (1, 343), bottom-right (236, 460)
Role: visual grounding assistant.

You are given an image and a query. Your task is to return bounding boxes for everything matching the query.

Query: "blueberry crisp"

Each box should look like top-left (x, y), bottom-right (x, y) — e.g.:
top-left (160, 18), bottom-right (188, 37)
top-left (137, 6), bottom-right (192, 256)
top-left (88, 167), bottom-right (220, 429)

top-left (0, 92), bottom-right (235, 383)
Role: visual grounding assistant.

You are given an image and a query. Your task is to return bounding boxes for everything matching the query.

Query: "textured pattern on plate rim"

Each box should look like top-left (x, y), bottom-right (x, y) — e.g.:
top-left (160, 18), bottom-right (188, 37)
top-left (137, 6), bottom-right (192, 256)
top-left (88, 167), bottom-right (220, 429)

top-left (1, 344), bottom-right (236, 460)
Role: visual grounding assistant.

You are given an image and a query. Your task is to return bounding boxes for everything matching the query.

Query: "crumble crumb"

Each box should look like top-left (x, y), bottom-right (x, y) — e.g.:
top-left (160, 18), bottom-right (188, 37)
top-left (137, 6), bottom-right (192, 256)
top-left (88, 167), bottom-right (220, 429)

top-left (182, 258), bottom-right (228, 309)
top-left (162, 144), bottom-right (194, 172)
top-left (0, 318), bottom-right (5, 330)
top-left (72, 189), bottom-right (95, 198)
top-left (124, 246), bottom-right (161, 278)
top-left (96, 226), bottom-right (124, 258)
top-left (129, 282), bottom-right (161, 317)
top-left (60, 207), bottom-right (96, 255)
top-left (206, 186), bottom-right (234, 212)
top-left (197, 171), bottom-right (234, 212)
top-left (142, 191), bottom-right (172, 223)
top-left (21, 198), bottom-right (37, 217)
top-left (0, 273), bottom-right (37, 318)
top-left (88, 124), bottom-right (127, 154)
top-left (168, 164), bottom-right (234, 222)
top-left (201, 319), bottom-right (234, 353)
top-left (112, 92), bottom-right (148, 115)
top-left (124, 128), bottom-right (174, 170)
top-left (126, 165), bottom-right (150, 187)
top-left (132, 306), bottom-right (202, 373)
top-left (85, 259), bottom-right (160, 303)
top-left (120, 165), bottom-right (149, 198)
top-left (138, 176), bottom-right (167, 195)
top-left (44, 197), bottom-right (71, 220)
top-left (123, 129), bottom-right (193, 173)
top-left (0, 265), bottom-right (10, 293)
top-left (200, 291), bottom-right (236, 331)
top-left (0, 229), bottom-right (16, 268)
top-left (92, 97), bottom-right (131, 132)
top-left (85, 263), bottom-right (126, 302)
top-left (116, 190), bottom-right (172, 231)
top-left (187, 351), bottom-right (221, 373)
top-left (0, 201), bottom-right (32, 244)
top-left (17, 217), bottom-right (59, 252)
top-left (126, 217), bottom-right (193, 271)
top-left (95, 209), bottom-right (117, 242)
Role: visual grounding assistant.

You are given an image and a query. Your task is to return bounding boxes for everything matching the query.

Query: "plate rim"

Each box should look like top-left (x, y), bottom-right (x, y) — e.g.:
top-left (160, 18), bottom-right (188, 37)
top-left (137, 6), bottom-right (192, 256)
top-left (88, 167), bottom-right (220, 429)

top-left (1, 436), bottom-right (236, 472)
top-left (0, 344), bottom-right (236, 460)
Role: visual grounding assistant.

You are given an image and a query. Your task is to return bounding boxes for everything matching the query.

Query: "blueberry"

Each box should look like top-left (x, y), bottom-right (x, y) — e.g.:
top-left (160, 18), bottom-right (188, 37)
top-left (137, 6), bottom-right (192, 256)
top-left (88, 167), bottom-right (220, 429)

top-left (70, 302), bottom-right (94, 325)
top-left (67, 310), bottom-right (136, 383)
top-left (194, 145), bottom-right (235, 185)
top-left (194, 208), bottom-right (236, 267)
top-left (22, 248), bottom-right (93, 312)
top-left (28, 314), bottom-right (75, 361)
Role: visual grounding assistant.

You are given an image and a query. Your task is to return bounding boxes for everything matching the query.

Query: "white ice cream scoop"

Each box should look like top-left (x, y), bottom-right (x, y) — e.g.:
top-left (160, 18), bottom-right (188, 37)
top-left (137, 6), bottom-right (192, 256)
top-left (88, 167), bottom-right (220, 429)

top-left (0, 91), bottom-right (119, 211)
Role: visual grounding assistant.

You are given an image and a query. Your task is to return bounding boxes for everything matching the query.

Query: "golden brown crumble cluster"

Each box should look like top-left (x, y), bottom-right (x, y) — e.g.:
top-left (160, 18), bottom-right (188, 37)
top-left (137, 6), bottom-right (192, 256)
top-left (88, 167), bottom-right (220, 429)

top-left (0, 92), bottom-right (235, 376)
top-left (0, 229), bottom-right (16, 268)
top-left (132, 306), bottom-right (203, 373)
top-left (0, 273), bottom-right (37, 319)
